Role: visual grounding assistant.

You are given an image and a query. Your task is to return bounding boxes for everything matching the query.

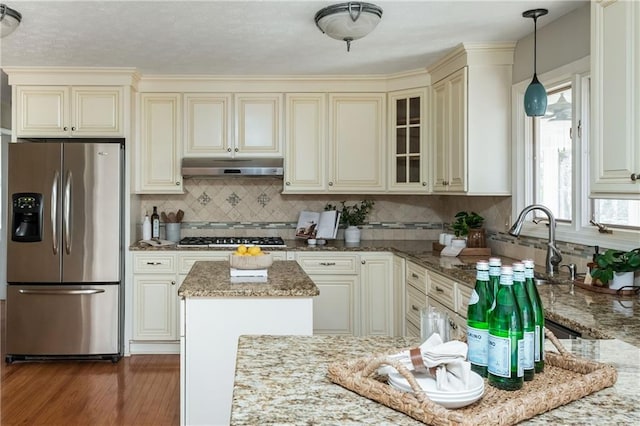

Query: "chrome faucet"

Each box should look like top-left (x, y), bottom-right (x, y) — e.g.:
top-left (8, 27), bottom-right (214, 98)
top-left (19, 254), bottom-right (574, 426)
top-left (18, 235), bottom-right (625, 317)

top-left (509, 204), bottom-right (563, 276)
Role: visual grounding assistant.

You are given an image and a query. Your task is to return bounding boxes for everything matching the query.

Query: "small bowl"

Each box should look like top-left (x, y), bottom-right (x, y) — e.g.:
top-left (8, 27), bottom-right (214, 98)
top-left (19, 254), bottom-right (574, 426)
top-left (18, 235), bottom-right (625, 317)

top-left (229, 252), bottom-right (273, 270)
top-left (307, 239), bottom-right (317, 245)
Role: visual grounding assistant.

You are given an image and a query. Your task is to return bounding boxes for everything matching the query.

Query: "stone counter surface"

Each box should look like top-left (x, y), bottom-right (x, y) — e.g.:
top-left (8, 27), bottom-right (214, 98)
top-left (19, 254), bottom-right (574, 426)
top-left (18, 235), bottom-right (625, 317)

top-left (231, 335), bottom-right (640, 425)
top-left (135, 239), bottom-right (639, 347)
top-left (177, 260), bottom-right (319, 298)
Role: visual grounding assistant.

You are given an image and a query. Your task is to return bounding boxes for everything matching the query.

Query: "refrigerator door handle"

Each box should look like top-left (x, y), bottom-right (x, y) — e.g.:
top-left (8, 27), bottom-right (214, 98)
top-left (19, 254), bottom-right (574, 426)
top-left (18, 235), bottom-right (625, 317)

top-left (51, 170), bottom-right (60, 255)
top-left (18, 288), bottom-right (106, 295)
top-left (64, 170), bottom-right (73, 255)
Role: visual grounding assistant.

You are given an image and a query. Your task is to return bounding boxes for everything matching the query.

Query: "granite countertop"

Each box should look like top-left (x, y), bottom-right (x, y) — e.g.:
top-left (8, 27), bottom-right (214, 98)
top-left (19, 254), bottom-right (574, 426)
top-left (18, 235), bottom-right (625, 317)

top-left (134, 239), bottom-right (640, 347)
top-left (231, 335), bottom-right (640, 425)
top-left (177, 260), bottom-right (319, 298)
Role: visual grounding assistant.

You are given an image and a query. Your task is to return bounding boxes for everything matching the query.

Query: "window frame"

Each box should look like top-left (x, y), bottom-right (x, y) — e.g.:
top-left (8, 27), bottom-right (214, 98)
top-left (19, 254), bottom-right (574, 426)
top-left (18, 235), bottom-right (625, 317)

top-left (512, 56), bottom-right (639, 251)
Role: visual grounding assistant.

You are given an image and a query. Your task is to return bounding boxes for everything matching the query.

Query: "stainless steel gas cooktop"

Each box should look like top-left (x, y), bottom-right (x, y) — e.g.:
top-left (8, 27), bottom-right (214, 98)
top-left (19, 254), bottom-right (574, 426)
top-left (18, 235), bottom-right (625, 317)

top-left (177, 236), bottom-right (286, 248)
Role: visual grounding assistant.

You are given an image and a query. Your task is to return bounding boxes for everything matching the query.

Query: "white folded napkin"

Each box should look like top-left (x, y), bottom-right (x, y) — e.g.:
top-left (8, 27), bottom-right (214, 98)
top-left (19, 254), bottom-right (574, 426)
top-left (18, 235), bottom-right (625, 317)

top-left (440, 245), bottom-right (464, 257)
top-left (379, 333), bottom-right (471, 392)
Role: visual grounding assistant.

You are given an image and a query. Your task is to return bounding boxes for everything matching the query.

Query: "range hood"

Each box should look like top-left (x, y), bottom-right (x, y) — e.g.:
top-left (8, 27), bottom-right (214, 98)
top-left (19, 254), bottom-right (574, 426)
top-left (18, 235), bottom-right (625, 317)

top-left (181, 158), bottom-right (284, 177)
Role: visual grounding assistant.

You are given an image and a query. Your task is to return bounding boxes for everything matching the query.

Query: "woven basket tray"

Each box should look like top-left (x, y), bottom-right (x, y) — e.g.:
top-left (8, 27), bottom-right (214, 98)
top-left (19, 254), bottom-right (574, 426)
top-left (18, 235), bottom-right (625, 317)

top-left (327, 330), bottom-right (617, 426)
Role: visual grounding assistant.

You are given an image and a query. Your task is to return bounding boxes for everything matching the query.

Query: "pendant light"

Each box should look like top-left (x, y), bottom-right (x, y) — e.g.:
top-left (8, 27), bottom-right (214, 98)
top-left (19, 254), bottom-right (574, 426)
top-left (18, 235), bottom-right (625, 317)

top-left (315, 2), bottom-right (383, 52)
top-left (0, 3), bottom-right (22, 38)
top-left (523, 8), bottom-right (548, 117)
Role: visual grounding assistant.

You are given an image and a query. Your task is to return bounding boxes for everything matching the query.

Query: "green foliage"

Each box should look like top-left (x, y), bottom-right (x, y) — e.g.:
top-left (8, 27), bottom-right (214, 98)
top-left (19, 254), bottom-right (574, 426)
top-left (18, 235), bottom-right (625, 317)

top-left (325, 200), bottom-right (375, 227)
top-left (451, 211), bottom-right (484, 237)
top-left (591, 248), bottom-right (640, 285)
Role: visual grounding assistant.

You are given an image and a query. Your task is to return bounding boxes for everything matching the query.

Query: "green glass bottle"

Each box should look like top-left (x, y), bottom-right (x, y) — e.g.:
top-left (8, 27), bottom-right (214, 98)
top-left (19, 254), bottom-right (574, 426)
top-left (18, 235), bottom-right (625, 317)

top-left (512, 262), bottom-right (535, 381)
top-left (524, 259), bottom-right (545, 372)
top-left (488, 265), bottom-right (524, 391)
top-left (488, 257), bottom-right (501, 309)
top-left (467, 260), bottom-right (491, 377)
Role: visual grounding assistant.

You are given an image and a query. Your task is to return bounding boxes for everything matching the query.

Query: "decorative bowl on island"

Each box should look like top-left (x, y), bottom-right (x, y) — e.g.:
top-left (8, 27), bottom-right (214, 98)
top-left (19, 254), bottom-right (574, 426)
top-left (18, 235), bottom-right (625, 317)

top-left (229, 252), bottom-right (273, 270)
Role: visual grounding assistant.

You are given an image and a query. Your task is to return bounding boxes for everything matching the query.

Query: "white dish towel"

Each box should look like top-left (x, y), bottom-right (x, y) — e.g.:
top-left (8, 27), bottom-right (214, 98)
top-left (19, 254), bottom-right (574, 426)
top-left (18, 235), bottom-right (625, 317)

top-left (379, 333), bottom-right (471, 392)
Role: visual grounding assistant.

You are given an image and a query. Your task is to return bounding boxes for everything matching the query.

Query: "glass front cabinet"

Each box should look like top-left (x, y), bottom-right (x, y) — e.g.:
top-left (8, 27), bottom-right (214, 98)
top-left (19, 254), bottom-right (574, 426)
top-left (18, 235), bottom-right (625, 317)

top-left (388, 88), bottom-right (429, 192)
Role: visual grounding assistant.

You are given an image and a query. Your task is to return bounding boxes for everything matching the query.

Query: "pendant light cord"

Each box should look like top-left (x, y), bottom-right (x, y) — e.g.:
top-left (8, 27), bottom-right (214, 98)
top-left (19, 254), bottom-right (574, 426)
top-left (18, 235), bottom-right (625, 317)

top-left (533, 16), bottom-right (538, 75)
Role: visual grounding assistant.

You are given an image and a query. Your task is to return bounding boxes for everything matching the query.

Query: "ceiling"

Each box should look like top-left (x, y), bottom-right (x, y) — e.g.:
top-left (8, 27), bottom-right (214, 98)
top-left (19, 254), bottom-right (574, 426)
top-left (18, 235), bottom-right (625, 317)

top-left (0, 1), bottom-right (586, 76)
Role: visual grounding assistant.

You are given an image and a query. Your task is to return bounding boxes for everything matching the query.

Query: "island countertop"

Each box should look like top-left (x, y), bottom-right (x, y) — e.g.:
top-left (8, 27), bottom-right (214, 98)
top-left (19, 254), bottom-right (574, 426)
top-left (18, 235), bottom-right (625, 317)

top-left (177, 260), bottom-right (319, 298)
top-left (231, 335), bottom-right (640, 425)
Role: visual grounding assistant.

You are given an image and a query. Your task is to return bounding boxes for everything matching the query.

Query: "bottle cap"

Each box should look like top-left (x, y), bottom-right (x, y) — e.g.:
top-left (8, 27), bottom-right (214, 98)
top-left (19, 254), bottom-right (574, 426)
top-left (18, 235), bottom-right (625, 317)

top-left (476, 260), bottom-right (489, 270)
top-left (523, 259), bottom-right (535, 268)
top-left (512, 262), bottom-right (525, 272)
top-left (500, 265), bottom-right (513, 274)
top-left (489, 257), bottom-right (502, 265)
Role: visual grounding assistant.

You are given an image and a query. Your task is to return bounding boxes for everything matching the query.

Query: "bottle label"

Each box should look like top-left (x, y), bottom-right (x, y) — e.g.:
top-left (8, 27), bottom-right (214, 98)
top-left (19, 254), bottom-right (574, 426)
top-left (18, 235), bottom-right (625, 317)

top-left (467, 326), bottom-right (489, 366)
top-left (534, 325), bottom-right (541, 362)
top-left (542, 327), bottom-right (546, 360)
top-left (468, 289), bottom-right (480, 305)
top-left (523, 331), bottom-right (534, 369)
top-left (488, 334), bottom-right (511, 377)
top-left (518, 339), bottom-right (525, 377)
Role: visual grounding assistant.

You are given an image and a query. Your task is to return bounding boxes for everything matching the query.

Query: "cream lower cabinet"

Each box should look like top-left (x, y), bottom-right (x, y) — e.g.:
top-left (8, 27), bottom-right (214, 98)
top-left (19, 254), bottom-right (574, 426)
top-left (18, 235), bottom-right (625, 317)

top-left (15, 85), bottom-right (124, 138)
top-left (392, 255), bottom-right (406, 337)
top-left (135, 93), bottom-right (183, 194)
top-left (427, 270), bottom-right (473, 341)
top-left (296, 251), bottom-right (394, 336)
top-left (590, 0), bottom-right (640, 196)
top-left (405, 260), bottom-right (428, 338)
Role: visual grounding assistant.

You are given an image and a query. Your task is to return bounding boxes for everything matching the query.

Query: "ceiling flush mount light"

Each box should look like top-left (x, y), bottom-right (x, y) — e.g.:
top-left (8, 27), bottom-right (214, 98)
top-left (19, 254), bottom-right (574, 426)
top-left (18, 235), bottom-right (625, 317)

top-left (0, 3), bottom-right (21, 38)
top-left (315, 2), bottom-right (383, 52)
top-left (523, 8), bottom-right (548, 117)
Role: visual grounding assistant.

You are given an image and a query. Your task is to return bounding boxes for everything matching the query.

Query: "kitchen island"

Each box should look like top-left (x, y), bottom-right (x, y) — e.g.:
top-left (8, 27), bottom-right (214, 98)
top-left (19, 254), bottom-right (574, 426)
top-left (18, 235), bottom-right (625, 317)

top-left (231, 334), bottom-right (640, 425)
top-left (178, 260), bottom-right (319, 426)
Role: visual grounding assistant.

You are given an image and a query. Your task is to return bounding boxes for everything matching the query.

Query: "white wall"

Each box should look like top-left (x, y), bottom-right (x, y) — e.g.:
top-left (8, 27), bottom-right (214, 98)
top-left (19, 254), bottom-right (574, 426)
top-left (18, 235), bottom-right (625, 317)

top-left (512, 4), bottom-right (590, 84)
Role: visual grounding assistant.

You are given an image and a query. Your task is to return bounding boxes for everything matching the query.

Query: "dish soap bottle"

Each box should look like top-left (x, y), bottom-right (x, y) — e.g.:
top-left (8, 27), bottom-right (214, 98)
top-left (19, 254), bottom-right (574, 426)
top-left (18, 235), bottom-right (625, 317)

top-left (142, 213), bottom-right (152, 240)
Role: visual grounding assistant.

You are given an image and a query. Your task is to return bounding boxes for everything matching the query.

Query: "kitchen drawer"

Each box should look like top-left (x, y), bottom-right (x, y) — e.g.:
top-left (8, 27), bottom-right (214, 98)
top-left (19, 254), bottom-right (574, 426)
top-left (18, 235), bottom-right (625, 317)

top-left (295, 253), bottom-right (359, 275)
top-left (178, 252), bottom-right (230, 274)
top-left (133, 253), bottom-right (177, 274)
top-left (406, 320), bottom-right (420, 338)
top-left (405, 284), bottom-right (427, 329)
top-left (406, 261), bottom-right (427, 294)
top-left (428, 271), bottom-right (456, 311)
top-left (456, 283), bottom-right (473, 318)
top-left (427, 297), bottom-right (463, 340)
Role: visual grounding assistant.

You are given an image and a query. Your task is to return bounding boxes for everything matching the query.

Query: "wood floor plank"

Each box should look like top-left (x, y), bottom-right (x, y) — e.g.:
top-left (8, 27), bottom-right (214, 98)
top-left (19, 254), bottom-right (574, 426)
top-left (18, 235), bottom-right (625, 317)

top-left (0, 301), bottom-right (180, 425)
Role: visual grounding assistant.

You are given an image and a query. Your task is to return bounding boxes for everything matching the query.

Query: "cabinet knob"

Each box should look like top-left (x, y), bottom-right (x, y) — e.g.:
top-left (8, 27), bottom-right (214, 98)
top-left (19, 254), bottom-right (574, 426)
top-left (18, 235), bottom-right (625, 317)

top-left (411, 273), bottom-right (419, 279)
top-left (71, 126), bottom-right (76, 131)
top-left (227, 148), bottom-right (232, 152)
top-left (435, 286), bottom-right (444, 293)
top-left (146, 262), bottom-right (161, 265)
top-left (631, 173), bottom-right (639, 182)
top-left (234, 148), bottom-right (239, 152)
top-left (63, 126), bottom-right (68, 131)
top-left (285, 181), bottom-right (291, 186)
top-left (328, 182), bottom-right (333, 186)
top-left (422, 182), bottom-right (427, 186)
top-left (411, 304), bottom-right (419, 312)
top-left (171, 281), bottom-right (176, 286)
top-left (176, 181), bottom-right (180, 186)
top-left (361, 260), bottom-right (366, 264)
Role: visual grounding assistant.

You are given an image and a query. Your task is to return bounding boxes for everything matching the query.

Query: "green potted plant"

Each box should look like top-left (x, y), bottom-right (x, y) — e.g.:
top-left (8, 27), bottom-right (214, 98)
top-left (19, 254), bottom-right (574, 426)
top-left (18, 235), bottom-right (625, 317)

top-left (590, 248), bottom-right (640, 289)
top-left (451, 211), bottom-right (486, 248)
top-left (325, 200), bottom-right (374, 244)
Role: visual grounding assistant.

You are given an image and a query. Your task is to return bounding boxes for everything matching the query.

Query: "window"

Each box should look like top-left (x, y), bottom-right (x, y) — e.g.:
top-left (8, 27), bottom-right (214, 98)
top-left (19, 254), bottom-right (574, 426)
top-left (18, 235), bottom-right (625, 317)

top-left (513, 56), bottom-right (639, 250)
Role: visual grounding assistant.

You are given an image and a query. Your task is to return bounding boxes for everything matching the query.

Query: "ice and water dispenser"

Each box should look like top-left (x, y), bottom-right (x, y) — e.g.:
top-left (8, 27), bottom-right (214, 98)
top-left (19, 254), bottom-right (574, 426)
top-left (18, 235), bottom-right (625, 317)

top-left (11, 193), bottom-right (43, 242)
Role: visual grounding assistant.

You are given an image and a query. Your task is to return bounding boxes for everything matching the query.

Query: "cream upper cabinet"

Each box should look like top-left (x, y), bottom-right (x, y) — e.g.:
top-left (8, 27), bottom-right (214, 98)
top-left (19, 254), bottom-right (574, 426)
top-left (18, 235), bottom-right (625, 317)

top-left (429, 43), bottom-right (514, 195)
top-left (328, 93), bottom-right (386, 192)
top-left (15, 86), bottom-right (123, 138)
top-left (183, 93), bottom-right (233, 157)
top-left (283, 93), bottom-right (327, 192)
top-left (388, 88), bottom-right (429, 193)
top-left (234, 93), bottom-right (283, 157)
top-left (590, 0), bottom-right (640, 196)
top-left (135, 93), bottom-right (183, 194)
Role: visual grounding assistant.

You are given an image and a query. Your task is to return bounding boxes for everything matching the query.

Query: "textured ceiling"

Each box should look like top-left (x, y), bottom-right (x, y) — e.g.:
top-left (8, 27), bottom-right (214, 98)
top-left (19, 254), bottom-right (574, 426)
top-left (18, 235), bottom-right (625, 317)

top-left (0, 0), bottom-right (586, 76)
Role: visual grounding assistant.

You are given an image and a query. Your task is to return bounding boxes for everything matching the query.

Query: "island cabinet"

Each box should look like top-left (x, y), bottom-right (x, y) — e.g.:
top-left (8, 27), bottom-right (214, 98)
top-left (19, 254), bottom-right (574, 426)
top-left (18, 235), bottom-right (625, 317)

top-left (388, 88), bottom-right (429, 193)
top-left (427, 270), bottom-right (472, 341)
top-left (135, 93), bottom-right (183, 194)
top-left (404, 260), bottom-right (428, 338)
top-left (295, 251), bottom-right (394, 336)
top-left (590, 0), bottom-right (640, 196)
top-left (14, 85), bottom-right (124, 138)
top-left (178, 260), bottom-right (318, 426)
top-left (428, 43), bottom-right (514, 195)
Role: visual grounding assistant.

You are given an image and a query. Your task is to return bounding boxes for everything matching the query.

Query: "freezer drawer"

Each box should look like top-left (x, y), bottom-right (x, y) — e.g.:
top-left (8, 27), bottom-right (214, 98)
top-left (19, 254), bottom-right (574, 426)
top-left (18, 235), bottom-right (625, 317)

top-left (6, 284), bottom-right (119, 357)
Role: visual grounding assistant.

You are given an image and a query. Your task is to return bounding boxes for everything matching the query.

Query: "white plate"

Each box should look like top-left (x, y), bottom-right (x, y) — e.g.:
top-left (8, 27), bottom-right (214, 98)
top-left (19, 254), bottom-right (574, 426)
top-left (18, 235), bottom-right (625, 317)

top-left (388, 370), bottom-right (484, 396)
top-left (389, 382), bottom-right (484, 409)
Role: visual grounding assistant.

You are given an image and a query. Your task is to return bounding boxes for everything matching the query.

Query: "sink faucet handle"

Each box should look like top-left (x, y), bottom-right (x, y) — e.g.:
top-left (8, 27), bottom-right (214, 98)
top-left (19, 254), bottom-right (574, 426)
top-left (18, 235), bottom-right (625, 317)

top-left (560, 263), bottom-right (576, 280)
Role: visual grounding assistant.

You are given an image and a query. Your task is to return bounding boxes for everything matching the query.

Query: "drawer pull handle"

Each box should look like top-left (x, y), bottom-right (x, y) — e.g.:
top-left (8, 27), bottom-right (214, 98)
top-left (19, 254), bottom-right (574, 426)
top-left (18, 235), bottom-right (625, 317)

top-left (435, 286), bottom-right (444, 292)
top-left (411, 273), bottom-right (419, 279)
top-left (319, 262), bottom-right (336, 266)
top-left (411, 304), bottom-right (420, 312)
top-left (449, 319), bottom-right (457, 330)
top-left (146, 262), bottom-right (162, 265)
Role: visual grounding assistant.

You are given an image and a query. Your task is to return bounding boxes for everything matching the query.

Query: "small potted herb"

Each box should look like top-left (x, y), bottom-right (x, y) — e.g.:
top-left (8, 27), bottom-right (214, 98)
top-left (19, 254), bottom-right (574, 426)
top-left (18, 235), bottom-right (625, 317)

top-left (590, 248), bottom-right (640, 289)
top-left (451, 211), bottom-right (486, 248)
top-left (325, 200), bottom-right (375, 244)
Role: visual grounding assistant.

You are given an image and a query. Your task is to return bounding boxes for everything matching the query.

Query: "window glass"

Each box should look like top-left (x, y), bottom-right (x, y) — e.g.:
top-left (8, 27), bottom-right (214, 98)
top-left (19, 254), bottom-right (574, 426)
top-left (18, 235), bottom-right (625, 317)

top-left (534, 86), bottom-right (573, 222)
top-left (592, 199), bottom-right (640, 229)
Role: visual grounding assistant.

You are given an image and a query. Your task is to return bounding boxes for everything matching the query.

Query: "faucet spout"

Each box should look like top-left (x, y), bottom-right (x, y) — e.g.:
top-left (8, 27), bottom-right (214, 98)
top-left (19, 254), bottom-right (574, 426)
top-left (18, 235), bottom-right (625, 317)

top-left (509, 204), bottom-right (562, 276)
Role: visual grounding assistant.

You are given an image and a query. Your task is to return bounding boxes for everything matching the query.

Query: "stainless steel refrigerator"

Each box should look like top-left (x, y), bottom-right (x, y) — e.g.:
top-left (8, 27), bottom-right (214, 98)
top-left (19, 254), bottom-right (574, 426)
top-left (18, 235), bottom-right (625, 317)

top-left (5, 139), bottom-right (124, 362)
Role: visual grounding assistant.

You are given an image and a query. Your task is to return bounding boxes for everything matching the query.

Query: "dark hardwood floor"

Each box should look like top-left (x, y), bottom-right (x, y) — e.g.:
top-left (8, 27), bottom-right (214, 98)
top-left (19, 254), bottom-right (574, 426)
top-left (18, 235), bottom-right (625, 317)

top-left (0, 301), bottom-right (180, 425)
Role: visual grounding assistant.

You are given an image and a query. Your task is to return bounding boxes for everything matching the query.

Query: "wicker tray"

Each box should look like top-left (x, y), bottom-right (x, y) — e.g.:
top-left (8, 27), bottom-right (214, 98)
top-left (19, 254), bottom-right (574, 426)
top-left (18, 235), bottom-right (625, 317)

top-left (327, 330), bottom-right (617, 425)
